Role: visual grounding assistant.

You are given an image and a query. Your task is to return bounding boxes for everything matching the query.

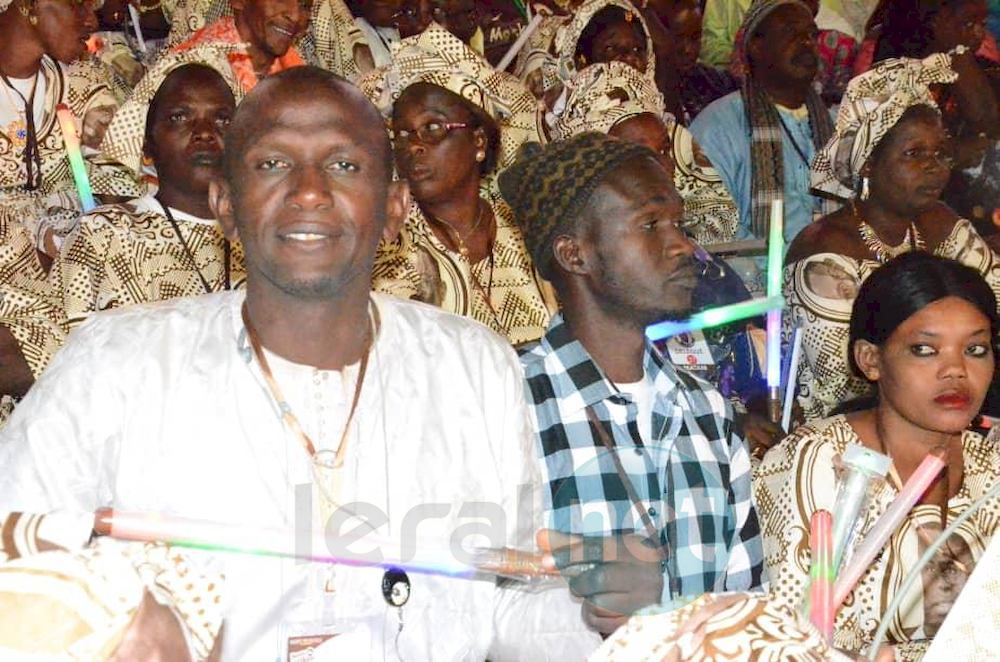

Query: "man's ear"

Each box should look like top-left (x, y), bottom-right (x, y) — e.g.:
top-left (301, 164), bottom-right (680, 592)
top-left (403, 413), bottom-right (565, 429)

top-left (853, 339), bottom-right (881, 382)
top-left (382, 179), bottom-right (410, 243)
top-left (209, 178), bottom-right (239, 241)
top-left (552, 234), bottom-right (589, 277)
top-left (230, 0), bottom-right (246, 12)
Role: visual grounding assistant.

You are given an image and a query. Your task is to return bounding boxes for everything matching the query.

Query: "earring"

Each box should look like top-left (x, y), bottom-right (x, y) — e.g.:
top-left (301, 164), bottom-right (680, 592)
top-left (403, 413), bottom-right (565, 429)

top-left (475, 150), bottom-right (485, 163)
top-left (860, 176), bottom-right (870, 201)
top-left (18, 1), bottom-right (37, 24)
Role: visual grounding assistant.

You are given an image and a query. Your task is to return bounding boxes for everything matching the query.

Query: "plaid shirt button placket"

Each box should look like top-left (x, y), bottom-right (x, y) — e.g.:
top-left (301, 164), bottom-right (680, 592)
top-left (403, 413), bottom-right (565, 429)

top-left (521, 314), bottom-right (765, 600)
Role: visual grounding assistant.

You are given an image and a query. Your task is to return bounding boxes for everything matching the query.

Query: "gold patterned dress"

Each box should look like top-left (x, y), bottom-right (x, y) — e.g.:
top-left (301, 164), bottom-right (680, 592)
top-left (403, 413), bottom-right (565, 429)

top-left (784, 218), bottom-right (1000, 421)
top-left (1, 195), bottom-right (245, 384)
top-left (754, 415), bottom-right (1000, 659)
top-left (372, 194), bottom-right (557, 346)
top-left (0, 56), bottom-right (127, 253)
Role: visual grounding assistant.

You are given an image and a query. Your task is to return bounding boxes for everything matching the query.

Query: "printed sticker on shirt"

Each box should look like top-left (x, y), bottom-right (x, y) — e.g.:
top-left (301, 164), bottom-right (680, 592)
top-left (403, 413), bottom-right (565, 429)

top-left (666, 331), bottom-right (715, 367)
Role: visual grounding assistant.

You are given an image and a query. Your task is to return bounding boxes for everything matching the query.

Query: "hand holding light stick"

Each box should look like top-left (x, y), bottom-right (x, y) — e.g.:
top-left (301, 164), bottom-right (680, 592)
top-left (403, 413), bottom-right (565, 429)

top-left (55, 104), bottom-right (96, 212)
top-left (766, 199), bottom-right (784, 422)
top-left (93, 508), bottom-right (559, 583)
top-left (833, 450), bottom-right (946, 609)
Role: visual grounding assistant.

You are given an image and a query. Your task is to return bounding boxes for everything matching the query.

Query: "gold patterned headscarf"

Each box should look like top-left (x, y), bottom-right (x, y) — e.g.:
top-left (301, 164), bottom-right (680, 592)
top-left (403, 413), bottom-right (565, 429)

top-left (811, 53), bottom-right (958, 200)
top-left (98, 45), bottom-right (244, 189)
top-left (357, 24), bottom-right (543, 171)
top-left (554, 0), bottom-right (655, 85)
top-left (549, 60), bottom-right (663, 141)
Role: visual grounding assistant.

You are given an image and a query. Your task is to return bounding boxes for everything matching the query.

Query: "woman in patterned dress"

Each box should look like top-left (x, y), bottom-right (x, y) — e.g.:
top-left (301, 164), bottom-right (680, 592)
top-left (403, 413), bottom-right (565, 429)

top-left (786, 53), bottom-right (1000, 421)
top-left (756, 252), bottom-right (1000, 660)
top-left (359, 25), bottom-right (557, 346)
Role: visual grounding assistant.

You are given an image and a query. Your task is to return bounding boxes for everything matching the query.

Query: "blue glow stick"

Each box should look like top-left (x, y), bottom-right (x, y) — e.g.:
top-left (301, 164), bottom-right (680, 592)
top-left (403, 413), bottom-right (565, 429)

top-left (645, 296), bottom-right (784, 342)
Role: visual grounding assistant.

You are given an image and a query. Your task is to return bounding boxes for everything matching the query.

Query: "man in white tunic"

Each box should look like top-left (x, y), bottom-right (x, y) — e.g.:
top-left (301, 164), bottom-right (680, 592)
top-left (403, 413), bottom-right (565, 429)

top-left (0, 66), bottom-right (597, 661)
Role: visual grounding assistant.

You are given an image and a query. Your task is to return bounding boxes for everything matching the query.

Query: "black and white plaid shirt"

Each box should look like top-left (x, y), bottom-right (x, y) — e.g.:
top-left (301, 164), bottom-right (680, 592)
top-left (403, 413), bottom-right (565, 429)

top-left (520, 314), bottom-right (764, 599)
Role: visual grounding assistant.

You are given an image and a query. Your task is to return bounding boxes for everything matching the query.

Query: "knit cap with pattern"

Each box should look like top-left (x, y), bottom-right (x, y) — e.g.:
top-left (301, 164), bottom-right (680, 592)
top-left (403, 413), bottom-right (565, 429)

top-left (498, 132), bottom-right (655, 280)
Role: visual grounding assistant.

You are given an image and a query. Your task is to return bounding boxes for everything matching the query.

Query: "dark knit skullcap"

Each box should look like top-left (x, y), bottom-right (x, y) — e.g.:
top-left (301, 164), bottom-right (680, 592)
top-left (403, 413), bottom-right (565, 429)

top-left (498, 132), bottom-right (655, 280)
top-left (741, 0), bottom-right (811, 49)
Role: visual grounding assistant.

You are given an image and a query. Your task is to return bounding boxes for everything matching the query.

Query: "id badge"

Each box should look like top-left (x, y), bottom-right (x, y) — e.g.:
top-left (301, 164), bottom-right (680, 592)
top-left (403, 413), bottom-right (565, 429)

top-left (282, 616), bottom-right (374, 661)
top-left (666, 330), bottom-right (715, 369)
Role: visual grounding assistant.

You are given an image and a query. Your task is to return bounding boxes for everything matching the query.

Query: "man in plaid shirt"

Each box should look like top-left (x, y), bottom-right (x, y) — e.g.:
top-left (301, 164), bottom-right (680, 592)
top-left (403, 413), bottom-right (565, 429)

top-left (499, 133), bottom-right (764, 634)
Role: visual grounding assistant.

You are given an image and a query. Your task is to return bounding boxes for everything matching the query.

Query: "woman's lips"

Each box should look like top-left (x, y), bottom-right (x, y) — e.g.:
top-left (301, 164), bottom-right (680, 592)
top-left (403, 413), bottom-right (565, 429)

top-left (934, 392), bottom-right (972, 409)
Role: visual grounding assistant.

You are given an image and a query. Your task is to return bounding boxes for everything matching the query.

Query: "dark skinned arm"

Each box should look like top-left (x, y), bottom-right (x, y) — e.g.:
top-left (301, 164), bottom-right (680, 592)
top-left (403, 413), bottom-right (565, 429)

top-left (0, 325), bottom-right (34, 399)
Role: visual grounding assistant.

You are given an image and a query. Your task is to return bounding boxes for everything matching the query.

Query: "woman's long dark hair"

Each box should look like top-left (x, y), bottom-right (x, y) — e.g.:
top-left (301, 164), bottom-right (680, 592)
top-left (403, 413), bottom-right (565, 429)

top-left (847, 252), bottom-right (999, 379)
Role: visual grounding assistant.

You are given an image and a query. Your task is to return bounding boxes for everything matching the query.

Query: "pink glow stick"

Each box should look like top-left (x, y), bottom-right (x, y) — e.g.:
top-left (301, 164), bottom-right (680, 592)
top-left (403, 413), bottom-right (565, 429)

top-left (809, 509), bottom-right (834, 643)
top-left (55, 104), bottom-right (96, 211)
top-left (832, 450), bottom-right (945, 609)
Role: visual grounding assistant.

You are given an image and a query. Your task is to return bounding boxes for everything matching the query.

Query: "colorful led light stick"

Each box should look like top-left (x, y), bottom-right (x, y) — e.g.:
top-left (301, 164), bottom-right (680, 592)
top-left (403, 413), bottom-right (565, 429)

top-left (766, 200), bottom-right (784, 422)
top-left (645, 296), bottom-right (784, 342)
top-left (833, 450), bottom-right (945, 610)
top-left (781, 324), bottom-right (803, 432)
top-left (809, 509), bottom-right (834, 643)
top-left (128, 4), bottom-right (148, 53)
top-left (93, 508), bottom-right (559, 583)
top-left (55, 104), bottom-right (96, 212)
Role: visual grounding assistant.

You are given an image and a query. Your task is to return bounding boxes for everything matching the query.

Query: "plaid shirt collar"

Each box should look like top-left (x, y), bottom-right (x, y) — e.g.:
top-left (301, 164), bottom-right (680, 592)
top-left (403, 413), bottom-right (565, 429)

top-left (536, 313), bottom-right (682, 414)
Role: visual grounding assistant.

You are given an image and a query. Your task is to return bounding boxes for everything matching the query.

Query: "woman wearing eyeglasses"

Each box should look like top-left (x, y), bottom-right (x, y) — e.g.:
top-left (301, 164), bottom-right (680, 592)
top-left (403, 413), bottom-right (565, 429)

top-left (784, 54), bottom-right (1000, 423)
top-left (361, 25), bottom-right (556, 346)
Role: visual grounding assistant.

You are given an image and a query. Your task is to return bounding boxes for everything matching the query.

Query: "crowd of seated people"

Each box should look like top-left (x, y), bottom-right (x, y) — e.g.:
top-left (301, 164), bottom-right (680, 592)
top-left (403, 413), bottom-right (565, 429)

top-left (0, 0), bottom-right (999, 658)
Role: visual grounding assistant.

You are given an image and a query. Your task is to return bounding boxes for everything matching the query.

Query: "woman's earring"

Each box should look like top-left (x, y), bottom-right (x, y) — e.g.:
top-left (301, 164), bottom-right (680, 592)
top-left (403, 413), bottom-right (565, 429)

top-left (860, 177), bottom-right (870, 201)
top-left (18, 1), bottom-right (37, 24)
top-left (475, 151), bottom-right (485, 163)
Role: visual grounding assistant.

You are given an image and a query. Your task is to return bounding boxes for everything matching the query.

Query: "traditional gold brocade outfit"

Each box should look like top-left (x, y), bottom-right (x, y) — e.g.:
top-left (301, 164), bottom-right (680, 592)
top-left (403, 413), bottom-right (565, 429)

top-left (372, 194), bottom-right (556, 346)
top-left (784, 219), bottom-right (1000, 420)
top-left (754, 415), bottom-right (1000, 659)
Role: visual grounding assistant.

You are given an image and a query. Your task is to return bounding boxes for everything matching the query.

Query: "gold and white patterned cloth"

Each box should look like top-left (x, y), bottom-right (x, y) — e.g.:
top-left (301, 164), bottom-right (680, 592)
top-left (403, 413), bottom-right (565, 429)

top-left (811, 53), bottom-right (958, 201)
top-left (0, 57), bottom-right (126, 248)
top-left (550, 61), bottom-right (740, 245)
top-left (591, 592), bottom-right (850, 661)
top-left (785, 219), bottom-right (1000, 421)
top-left (1, 196), bottom-right (246, 381)
top-left (372, 192), bottom-right (557, 346)
top-left (0, 535), bottom-right (224, 660)
top-left (358, 23), bottom-right (544, 173)
top-left (754, 415), bottom-right (1000, 660)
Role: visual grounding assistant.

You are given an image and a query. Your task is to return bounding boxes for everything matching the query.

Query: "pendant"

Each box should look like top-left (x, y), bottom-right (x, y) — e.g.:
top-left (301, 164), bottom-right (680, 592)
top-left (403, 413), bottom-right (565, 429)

top-left (381, 567), bottom-right (410, 607)
top-left (3, 119), bottom-right (27, 150)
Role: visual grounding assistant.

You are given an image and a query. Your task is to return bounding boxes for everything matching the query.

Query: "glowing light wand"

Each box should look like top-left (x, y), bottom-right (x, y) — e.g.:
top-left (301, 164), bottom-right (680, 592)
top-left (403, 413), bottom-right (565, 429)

top-left (92, 508), bottom-right (560, 583)
top-left (766, 200), bottom-right (784, 423)
top-left (55, 104), bottom-right (96, 212)
top-left (645, 296), bottom-right (784, 342)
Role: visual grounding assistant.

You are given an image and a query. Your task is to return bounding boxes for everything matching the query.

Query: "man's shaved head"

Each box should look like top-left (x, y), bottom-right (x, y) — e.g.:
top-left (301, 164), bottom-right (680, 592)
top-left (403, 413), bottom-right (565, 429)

top-left (223, 66), bottom-right (393, 185)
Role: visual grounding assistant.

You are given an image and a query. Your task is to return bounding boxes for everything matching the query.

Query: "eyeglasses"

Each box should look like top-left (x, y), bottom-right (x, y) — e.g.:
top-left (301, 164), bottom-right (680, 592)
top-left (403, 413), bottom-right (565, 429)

top-left (392, 121), bottom-right (471, 147)
top-left (901, 147), bottom-right (955, 170)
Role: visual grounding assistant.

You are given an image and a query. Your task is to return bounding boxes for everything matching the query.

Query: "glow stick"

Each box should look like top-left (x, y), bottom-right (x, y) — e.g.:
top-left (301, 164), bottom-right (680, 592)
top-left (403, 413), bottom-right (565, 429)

top-left (833, 450), bottom-right (946, 609)
top-left (128, 4), bottom-right (148, 53)
top-left (93, 508), bottom-right (558, 583)
top-left (809, 509), bottom-right (834, 643)
top-left (496, 13), bottom-right (544, 71)
top-left (55, 104), bottom-right (96, 212)
top-left (831, 446), bottom-right (890, 574)
top-left (644, 295), bottom-right (784, 342)
top-left (766, 200), bottom-right (784, 421)
top-left (780, 324), bottom-right (803, 431)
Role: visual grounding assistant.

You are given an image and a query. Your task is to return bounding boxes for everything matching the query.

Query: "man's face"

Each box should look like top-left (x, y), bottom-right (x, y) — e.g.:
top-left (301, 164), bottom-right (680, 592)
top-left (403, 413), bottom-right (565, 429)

top-left (429, 0), bottom-right (479, 42)
top-left (214, 84), bottom-right (406, 300)
top-left (35, 0), bottom-right (98, 63)
top-left (749, 4), bottom-right (818, 85)
top-left (146, 67), bottom-right (235, 200)
top-left (665, 5), bottom-right (701, 73)
top-left (236, 0), bottom-right (311, 59)
top-left (577, 155), bottom-right (697, 328)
